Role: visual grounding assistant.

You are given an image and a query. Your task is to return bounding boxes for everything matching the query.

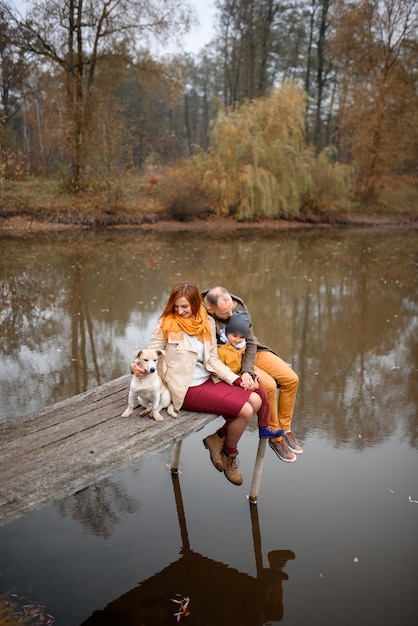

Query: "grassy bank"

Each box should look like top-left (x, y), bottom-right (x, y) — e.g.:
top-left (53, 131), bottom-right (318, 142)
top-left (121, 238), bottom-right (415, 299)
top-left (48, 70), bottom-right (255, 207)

top-left (0, 174), bottom-right (417, 231)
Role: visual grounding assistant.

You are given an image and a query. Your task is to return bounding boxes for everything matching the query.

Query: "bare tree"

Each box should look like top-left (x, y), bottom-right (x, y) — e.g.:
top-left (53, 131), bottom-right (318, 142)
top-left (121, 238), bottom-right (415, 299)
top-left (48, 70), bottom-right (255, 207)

top-left (213, 0), bottom-right (334, 149)
top-left (0, 0), bottom-right (195, 188)
top-left (215, 0), bottom-right (293, 104)
top-left (0, 8), bottom-right (28, 125)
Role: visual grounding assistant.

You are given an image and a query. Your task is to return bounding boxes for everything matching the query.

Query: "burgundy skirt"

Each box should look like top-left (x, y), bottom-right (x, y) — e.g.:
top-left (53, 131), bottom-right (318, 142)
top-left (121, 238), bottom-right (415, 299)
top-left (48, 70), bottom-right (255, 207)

top-left (182, 378), bottom-right (251, 421)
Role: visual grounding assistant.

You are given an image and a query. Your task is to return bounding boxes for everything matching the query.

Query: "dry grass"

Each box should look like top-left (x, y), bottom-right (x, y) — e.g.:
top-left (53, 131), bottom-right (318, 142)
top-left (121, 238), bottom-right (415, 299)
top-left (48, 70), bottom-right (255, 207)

top-left (0, 158), bottom-right (416, 229)
top-left (0, 172), bottom-right (167, 227)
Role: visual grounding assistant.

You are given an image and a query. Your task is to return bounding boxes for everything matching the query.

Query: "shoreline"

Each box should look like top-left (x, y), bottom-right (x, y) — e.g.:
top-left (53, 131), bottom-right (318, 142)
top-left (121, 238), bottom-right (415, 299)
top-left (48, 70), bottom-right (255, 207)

top-left (0, 212), bottom-right (417, 235)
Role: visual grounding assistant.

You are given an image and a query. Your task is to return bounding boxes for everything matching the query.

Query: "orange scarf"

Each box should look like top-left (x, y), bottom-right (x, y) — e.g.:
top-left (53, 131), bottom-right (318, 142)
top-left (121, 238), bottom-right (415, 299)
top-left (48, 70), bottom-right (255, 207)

top-left (160, 304), bottom-right (213, 343)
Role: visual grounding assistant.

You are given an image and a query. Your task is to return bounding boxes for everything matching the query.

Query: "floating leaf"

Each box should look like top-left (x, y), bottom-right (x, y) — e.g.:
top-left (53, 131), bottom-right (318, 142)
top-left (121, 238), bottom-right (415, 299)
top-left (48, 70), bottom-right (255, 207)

top-left (171, 594), bottom-right (191, 621)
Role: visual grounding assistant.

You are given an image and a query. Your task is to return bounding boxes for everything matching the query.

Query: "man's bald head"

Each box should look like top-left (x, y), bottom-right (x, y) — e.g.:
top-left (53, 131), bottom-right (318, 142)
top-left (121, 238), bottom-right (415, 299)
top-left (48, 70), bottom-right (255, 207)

top-left (205, 286), bottom-right (234, 320)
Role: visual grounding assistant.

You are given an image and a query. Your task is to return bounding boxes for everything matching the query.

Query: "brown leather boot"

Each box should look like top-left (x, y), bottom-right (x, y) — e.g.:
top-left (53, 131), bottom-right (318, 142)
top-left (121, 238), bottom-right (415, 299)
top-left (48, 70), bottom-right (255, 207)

top-left (221, 450), bottom-right (243, 485)
top-left (203, 432), bottom-right (225, 471)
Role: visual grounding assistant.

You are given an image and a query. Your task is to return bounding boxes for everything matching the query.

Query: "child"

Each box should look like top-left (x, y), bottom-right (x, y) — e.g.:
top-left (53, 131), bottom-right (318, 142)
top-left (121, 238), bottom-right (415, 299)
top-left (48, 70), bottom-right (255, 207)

top-left (217, 310), bottom-right (283, 439)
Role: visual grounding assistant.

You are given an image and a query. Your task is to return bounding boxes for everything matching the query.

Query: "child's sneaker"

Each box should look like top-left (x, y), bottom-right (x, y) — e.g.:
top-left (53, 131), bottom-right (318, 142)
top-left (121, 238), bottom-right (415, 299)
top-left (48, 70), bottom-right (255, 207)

top-left (269, 437), bottom-right (297, 463)
top-left (259, 426), bottom-right (284, 439)
top-left (284, 431), bottom-right (303, 454)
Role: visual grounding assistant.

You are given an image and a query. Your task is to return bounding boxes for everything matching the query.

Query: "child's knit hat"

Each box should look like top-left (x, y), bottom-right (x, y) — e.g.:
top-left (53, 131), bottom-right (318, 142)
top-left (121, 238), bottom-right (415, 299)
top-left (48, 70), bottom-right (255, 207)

top-left (225, 310), bottom-right (251, 337)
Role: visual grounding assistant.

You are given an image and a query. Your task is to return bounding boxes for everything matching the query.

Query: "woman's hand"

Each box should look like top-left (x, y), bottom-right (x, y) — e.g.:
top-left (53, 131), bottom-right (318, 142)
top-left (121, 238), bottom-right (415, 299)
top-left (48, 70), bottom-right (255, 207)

top-left (130, 360), bottom-right (148, 378)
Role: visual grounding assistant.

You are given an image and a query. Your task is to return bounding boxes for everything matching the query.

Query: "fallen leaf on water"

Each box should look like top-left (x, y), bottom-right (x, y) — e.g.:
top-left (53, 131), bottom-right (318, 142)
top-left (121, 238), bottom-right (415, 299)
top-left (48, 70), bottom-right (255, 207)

top-left (353, 557), bottom-right (359, 563)
top-left (171, 595), bottom-right (191, 622)
top-left (409, 496), bottom-right (418, 504)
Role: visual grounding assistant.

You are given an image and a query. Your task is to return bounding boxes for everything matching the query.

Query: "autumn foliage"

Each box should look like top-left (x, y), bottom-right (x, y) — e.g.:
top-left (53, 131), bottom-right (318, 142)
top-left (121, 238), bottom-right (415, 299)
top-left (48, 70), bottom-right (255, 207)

top-left (191, 83), bottom-right (352, 220)
top-left (0, 0), bottom-right (416, 220)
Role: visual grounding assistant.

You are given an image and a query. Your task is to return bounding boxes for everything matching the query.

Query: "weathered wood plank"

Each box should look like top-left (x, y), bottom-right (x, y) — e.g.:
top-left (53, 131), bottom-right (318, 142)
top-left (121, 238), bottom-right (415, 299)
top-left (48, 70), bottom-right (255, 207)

top-left (0, 375), bottom-right (220, 527)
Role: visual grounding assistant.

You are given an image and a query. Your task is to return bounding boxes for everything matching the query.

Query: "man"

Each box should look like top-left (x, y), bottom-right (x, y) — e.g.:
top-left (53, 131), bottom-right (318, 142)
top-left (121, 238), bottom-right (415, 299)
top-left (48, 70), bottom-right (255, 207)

top-left (201, 286), bottom-right (303, 463)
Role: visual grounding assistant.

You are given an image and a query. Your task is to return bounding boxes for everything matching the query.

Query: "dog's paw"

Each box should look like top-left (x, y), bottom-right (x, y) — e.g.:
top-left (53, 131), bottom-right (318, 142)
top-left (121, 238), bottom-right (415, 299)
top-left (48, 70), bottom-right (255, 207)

top-left (152, 413), bottom-right (164, 422)
top-left (121, 409), bottom-right (133, 418)
top-left (167, 407), bottom-right (177, 418)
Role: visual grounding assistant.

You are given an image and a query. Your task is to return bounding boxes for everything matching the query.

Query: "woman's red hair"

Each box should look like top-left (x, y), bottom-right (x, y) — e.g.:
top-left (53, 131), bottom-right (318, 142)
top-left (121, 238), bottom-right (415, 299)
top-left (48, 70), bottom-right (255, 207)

top-left (161, 281), bottom-right (202, 318)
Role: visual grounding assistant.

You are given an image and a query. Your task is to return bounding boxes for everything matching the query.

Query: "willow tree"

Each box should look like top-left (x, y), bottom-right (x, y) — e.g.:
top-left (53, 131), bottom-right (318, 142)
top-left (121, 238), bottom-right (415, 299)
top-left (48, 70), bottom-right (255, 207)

top-left (1, 0), bottom-right (195, 189)
top-left (201, 83), bottom-right (304, 219)
top-left (196, 81), bottom-right (352, 220)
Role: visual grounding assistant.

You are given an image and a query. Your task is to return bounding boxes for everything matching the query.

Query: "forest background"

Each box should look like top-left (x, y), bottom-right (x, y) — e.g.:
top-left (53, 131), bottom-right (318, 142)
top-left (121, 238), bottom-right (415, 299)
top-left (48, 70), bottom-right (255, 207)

top-left (0, 0), bottom-right (417, 229)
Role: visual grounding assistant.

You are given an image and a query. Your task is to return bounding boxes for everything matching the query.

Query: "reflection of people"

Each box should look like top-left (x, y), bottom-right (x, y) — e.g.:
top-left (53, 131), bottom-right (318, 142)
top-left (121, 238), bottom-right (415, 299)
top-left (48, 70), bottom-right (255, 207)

top-left (217, 310), bottom-right (283, 439)
top-left (202, 286), bottom-right (303, 463)
top-left (81, 471), bottom-right (295, 626)
top-left (261, 549), bottom-right (296, 621)
top-left (130, 281), bottom-right (262, 486)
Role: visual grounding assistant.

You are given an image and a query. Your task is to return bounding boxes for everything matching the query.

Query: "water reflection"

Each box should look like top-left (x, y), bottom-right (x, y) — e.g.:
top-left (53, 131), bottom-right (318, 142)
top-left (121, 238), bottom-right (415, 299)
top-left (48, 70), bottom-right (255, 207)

top-left (1, 228), bottom-right (417, 453)
top-left (81, 473), bottom-right (295, 625)
top-left (57, 477), bottom-right (141, 540)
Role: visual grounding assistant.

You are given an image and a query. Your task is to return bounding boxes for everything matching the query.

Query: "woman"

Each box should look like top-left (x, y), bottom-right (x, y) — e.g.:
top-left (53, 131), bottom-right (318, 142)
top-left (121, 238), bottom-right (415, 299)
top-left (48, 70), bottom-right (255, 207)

top-left (130, 281), bottom-right (262, 486)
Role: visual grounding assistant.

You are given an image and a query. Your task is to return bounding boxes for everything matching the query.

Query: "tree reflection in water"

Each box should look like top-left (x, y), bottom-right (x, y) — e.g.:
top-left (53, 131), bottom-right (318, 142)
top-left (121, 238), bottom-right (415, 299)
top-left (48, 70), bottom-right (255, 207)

top-left (0, 272), bottom-right (52, 355)
top-left (58, 477), bottom-right (141, 540)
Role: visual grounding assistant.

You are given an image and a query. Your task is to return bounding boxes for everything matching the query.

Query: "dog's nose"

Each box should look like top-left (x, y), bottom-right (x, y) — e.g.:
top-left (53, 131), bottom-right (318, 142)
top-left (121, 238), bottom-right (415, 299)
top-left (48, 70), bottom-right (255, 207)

top-left (149, 367), bottom-right (156, 373)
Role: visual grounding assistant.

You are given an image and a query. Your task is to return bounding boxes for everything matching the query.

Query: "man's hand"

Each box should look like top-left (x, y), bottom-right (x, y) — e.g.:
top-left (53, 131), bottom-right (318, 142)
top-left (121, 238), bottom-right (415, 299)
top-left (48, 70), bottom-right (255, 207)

top-left (252, 370), bottom-right (261, 383)
top-left (240, 371), bottom-right (258, 390)
top-left (130, 360), bottom-right (148, 379)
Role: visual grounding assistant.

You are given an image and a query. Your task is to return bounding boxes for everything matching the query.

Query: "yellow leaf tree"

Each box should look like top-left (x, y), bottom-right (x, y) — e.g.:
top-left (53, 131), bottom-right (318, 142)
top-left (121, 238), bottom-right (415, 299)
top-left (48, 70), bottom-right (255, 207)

top-left (330, 0), bottom-right (418, 205)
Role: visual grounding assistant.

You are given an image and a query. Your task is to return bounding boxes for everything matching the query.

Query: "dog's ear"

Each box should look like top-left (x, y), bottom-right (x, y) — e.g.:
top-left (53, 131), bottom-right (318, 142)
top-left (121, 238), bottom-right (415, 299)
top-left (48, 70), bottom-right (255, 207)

top-left (133, 349), bottom-right (142, 358)
top-left (155, 349), bottom-right (165, 358)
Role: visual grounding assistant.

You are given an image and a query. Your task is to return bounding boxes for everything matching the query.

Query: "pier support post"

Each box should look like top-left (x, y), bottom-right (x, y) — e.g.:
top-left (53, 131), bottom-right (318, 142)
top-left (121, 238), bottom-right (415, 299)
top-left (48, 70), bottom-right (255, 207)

top-left (248, 438), bottom-right (267, 504)
top-left (170, 440), bottom-right (183, 474)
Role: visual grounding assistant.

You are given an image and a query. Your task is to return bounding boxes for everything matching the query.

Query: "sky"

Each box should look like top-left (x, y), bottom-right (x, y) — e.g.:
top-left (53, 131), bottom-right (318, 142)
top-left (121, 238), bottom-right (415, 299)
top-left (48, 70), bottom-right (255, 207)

top-left (183, 0), bottom-right (216, 53)
top-left (10, 0), bottom-right (216, 55)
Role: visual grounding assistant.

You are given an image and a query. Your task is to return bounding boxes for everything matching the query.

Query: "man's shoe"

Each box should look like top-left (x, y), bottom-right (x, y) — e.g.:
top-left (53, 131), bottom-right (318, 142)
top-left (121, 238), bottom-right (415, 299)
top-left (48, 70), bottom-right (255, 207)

top-left (221, 450), bottom-right (243, 485)
top-left (259, 426), bottom-right (284, 439)
top-left (269, 437), bottom-right (297, 463)
top-left (284, 431), bottom-right (303, 454)
top-left (203, 432), bottom-right (225, 471)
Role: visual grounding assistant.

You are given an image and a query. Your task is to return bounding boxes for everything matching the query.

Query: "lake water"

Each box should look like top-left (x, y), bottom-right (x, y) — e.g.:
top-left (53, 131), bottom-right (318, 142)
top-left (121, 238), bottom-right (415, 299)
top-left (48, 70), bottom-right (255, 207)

top-left (0, 225), bottom-right (417, 625)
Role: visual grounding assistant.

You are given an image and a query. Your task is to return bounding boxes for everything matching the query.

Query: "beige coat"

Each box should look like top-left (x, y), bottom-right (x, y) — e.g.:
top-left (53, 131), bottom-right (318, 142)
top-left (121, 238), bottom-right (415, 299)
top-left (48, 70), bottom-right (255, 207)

top-left (148, 317), bottom-right (239, 410)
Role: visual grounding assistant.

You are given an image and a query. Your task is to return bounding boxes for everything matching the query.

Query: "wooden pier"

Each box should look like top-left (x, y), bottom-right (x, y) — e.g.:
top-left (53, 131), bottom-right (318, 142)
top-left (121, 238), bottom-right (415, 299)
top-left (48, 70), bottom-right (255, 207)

top-left (0, 375), bottom-right (267, 527)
